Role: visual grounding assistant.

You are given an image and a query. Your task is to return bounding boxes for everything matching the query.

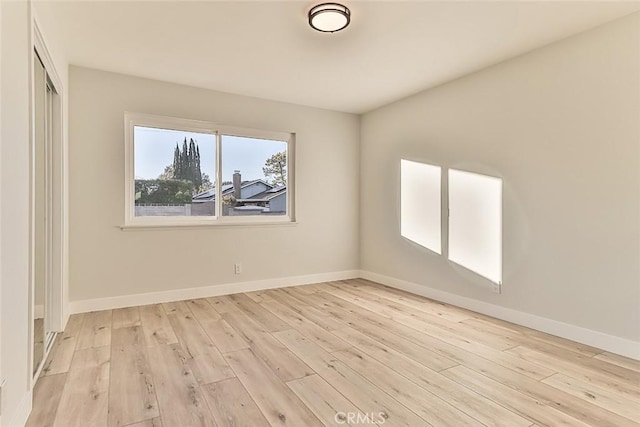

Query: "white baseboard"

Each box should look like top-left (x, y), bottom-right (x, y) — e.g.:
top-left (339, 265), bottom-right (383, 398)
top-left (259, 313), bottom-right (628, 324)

top-left (61, 310), bottom-right (70, 332)
top-left (7, 389), bottom-right (32, 427)
top-left (69, 270), bottom-right (360, 314)
top-left (360, 270), bottom-right (640, 361)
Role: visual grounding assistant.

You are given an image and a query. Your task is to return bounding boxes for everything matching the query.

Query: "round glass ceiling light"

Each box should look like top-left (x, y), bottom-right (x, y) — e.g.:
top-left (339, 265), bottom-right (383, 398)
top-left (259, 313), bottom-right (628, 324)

top-left (308, 3), bottom-right (351, 33)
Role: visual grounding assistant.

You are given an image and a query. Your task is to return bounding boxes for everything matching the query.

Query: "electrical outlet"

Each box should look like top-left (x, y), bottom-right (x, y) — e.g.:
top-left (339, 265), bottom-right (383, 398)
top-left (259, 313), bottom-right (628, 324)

top-left (491, 282), bottom-right (502, 294)
top-left (234, 263), bottom-right (242, 275)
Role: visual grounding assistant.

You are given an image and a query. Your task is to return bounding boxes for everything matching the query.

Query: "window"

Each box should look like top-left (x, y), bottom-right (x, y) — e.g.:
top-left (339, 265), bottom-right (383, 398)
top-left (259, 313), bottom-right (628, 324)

top-left (124, 113), bottom-right (294, 227)
top-left (448, 169), bottom-right (502, 284)
top-left (133, 126), bottom-right (216, 218)
top-left (220, 135), bottom-right (288, 217)
top-left (400, 159), bottom-right (442, 254)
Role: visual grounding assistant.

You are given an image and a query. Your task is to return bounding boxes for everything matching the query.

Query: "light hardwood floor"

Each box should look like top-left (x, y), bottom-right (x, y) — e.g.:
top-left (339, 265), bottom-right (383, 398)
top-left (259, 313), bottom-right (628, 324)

top-left (27, 279), bottom-right (640, 427)
top-left (33, 318), bottom-right (44, 375)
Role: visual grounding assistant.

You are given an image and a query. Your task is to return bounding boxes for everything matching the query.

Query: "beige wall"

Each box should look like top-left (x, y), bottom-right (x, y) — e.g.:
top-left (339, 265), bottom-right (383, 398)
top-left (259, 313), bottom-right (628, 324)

top-left (69, 66), bottom-right (360, 302)
top-left (1, 0), bottom-right (32, 423)
top-left (360, 13), bottom-right (640, 342)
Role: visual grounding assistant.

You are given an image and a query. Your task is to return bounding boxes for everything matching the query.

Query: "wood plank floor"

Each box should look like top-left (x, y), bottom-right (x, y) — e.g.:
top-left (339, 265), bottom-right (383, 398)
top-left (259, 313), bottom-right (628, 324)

top-left (33, 318), bottom-right (44, 375)
top-left (28, 279), bottom-right (640, 427)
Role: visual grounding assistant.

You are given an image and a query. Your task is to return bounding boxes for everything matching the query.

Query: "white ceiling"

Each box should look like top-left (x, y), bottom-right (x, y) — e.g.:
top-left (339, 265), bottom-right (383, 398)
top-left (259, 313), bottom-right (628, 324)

top-left (37, 1), bottom-right (640, 113)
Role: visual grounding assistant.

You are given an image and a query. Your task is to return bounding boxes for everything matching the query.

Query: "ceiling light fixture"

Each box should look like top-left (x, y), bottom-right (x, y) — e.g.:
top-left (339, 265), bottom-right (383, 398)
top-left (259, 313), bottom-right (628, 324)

top-left (308, 3), bottom-right (351, 33)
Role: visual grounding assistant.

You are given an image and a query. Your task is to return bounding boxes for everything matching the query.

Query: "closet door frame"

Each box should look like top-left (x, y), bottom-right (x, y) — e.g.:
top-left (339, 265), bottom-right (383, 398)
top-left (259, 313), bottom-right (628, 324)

top-left (29, 17), bottom-right (65, 384)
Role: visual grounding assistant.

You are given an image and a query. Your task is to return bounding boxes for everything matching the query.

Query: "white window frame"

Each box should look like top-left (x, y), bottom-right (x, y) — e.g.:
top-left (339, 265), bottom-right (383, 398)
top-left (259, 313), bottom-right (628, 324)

top-left (123, 112), bottom-right (295, 228)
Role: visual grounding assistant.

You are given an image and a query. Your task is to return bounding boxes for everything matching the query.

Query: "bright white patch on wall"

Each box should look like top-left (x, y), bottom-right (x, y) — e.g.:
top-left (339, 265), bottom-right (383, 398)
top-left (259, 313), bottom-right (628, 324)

top-left (400, 159), bottom-right (442, 254)
top-left (448, 169), bottom-right (502, 284)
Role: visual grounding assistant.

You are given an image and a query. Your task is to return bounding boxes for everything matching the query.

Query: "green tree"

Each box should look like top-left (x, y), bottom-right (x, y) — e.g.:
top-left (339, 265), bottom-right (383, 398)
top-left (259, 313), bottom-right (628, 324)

top-left (170, 137), bottom-right (203, 191)
top-left (196, 172), bottom-right (214, 194)
top-left (173, 145), bottom-right (182, 179)
top-left (263, 151), bottom-right (287, 186)
top-left (158, 164), bottom-right (174, 181)
top-left (135, 179), bottom-right (194, 204)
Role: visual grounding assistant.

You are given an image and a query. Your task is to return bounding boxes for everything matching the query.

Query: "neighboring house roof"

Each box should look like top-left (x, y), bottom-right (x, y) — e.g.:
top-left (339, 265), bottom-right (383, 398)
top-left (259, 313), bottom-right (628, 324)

top-left (244, 186), bottom-right (286, 202)
top-left (192, 187), bottom-right (217, 200)
top-left (192, 179), bottom-right (277, 201)
top-left (267, 186), bottom-right (285, 193)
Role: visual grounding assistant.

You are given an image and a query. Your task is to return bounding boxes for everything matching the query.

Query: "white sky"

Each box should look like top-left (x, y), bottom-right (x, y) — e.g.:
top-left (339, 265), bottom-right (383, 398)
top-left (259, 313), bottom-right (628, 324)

top-left (134, 126), bottom-right (286, 183)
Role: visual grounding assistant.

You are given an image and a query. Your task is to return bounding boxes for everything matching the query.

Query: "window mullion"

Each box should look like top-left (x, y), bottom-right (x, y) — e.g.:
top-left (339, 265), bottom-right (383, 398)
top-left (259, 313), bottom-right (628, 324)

top-left (216, 131), bottom-right (222, 219)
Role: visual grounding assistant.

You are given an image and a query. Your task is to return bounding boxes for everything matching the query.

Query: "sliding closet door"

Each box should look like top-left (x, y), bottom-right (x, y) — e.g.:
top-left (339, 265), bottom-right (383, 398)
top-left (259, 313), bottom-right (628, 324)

top-left (33, 54), bottom-right (47, 374)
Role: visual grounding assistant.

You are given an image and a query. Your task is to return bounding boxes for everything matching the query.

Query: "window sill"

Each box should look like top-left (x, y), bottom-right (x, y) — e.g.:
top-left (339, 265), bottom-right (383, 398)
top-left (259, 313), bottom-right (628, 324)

top-left (120, 220), bottom-right (297, 231)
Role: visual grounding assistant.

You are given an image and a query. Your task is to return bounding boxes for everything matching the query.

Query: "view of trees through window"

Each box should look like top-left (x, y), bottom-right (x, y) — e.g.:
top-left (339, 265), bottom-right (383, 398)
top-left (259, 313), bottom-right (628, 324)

top-left (133, 126), bottom-right (288, 218)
